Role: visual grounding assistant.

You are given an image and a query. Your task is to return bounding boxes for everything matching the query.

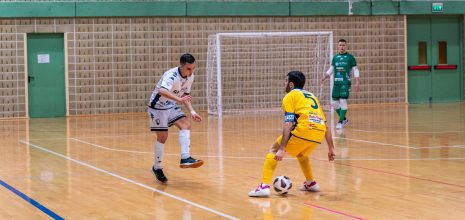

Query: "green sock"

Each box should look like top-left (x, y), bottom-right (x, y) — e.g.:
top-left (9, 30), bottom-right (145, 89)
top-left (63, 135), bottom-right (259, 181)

top-left (335, 108), bottom-right (341, 121)
top-left (340, 109), bottom-right (347, 121)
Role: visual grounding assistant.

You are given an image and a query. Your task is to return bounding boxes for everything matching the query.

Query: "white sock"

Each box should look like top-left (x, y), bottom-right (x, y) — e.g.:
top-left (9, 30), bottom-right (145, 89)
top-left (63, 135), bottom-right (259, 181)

top-left (154, 141), bottom-right (164, 169)
top-left (179, 130), bottom-right (190, 159)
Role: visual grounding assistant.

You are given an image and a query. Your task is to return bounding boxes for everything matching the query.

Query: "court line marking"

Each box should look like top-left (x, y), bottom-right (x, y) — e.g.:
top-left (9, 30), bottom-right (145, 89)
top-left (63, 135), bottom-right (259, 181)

top-left (335, 157), bottom-right (465, 161)
top-left (304, 202), bottom-right (365, 220)
top-left (69, 138), bottom-right (465, 190)
top-left (0, 179), bottom-right (64, 220)
top-left (69, 138), bottom-right (465, 161)
top-left (327, 160), bottom-right (465, 189)
top-left (25, 139), bottom-right (465, 216)
top-left (23, 132), bottom-right (465, 150)
top-left (19, 140), bottom-right (239, 220)
top-left (334, 136), bottom-right (465, 150)
top-left (352, 129), bottom-right (465, 134)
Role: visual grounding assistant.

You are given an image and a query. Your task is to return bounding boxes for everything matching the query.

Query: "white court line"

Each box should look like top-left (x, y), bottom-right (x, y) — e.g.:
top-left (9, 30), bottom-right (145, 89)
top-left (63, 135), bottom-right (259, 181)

top-left (19, 140), bottom-right (239, 220)
top-left (334, 136), bottom-right (416, 149)
top-left (71, 137), bottom-right (280, 159)
top-left (70, 138), bottom-right (465, 161)
top-left (353, 129), bottom-right (465, 134)
top-left (334, 137), bottom-right (465, 150)
top-left (336, 157), bottom-right (465, 161)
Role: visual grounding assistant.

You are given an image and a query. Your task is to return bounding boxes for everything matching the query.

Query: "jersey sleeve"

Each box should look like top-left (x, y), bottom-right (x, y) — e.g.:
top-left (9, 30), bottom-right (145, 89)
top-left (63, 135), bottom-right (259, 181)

top-left (282, 92), bottom-right (295, 122)
top-left (160, 72), bottom-right (176, 91)
top-left (350, 54), bottom-right (357, 68)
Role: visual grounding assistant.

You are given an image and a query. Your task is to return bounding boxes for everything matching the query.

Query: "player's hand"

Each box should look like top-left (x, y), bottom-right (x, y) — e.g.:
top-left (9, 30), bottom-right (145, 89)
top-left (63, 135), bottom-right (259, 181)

top-left (191, 113), bottom-right (202, 122)
top-left (179, 95), bottom-right (192, 103)
top-left (275, 149), bottom-right (285, 161)
top-left (328, 149), bottom-right (336, 161)
top-left (321, 75), bottom-right (328, 82)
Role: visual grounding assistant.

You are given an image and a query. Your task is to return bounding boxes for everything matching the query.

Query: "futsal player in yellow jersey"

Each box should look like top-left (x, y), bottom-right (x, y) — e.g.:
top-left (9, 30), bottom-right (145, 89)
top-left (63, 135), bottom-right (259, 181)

top-left (249, 71), bottom-right (336, 197)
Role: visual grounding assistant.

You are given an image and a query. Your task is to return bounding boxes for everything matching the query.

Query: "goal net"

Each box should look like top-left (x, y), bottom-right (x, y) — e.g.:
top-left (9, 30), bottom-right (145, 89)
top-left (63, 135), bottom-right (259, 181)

top-left (206, 32), bottom-right (333, 117)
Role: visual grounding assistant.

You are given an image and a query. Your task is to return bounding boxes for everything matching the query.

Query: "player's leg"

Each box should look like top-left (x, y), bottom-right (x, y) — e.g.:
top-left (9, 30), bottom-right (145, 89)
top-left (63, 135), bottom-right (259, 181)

top-left (296, 143), bottom-right (320, 192)
top-left (339, 84), bottom-right (351, 128)
top-left (148, 108), bottom-right (169, 183)
top-left (248, 139), bottom-right (281, 197)
top-left (332, 84), bottom-right (343, 128)
top-left (170, 107), bottom-right (203, 168)
top-left (282, 136), bottom-right (321, 192)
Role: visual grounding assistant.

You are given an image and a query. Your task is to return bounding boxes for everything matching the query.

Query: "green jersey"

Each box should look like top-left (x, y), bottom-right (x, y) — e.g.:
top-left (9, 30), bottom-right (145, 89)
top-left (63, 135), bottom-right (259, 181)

top-left (331, 53), bottom-right (357, 85)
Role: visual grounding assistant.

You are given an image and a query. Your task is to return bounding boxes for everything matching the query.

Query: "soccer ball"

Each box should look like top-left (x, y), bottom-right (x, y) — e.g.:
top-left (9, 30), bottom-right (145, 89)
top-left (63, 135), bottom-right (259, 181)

top-left (273, 175), bottom-right (292, 194)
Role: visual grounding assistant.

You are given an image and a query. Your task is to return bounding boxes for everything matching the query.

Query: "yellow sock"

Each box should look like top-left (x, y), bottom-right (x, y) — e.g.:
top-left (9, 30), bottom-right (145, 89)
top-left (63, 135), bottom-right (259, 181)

top-left (262, 153), bottom-right (277, 184)
top-left (297, 155), bottom-right (314, 181)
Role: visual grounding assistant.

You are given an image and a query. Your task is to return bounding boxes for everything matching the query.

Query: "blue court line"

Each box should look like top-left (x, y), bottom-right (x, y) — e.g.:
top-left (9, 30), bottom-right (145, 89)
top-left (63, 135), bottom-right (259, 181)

top-left (0, 179), bottom-right (64, 220)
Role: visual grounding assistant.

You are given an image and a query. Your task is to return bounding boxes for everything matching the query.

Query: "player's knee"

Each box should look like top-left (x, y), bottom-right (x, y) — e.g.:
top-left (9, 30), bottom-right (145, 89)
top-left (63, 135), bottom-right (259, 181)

top-left (340, 99), bottom-right (348, 110)
top-left (176, 117), bottom-right (191, 130)
top-left (265, 152), bottom-right (275, 159)
top-left (156, 133), bottom-right (168, 143)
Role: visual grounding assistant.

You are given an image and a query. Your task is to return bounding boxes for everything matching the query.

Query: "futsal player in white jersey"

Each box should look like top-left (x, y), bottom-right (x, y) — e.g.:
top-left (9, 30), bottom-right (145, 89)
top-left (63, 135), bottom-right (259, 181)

top-left (148, 53), bottom-right (203, 183)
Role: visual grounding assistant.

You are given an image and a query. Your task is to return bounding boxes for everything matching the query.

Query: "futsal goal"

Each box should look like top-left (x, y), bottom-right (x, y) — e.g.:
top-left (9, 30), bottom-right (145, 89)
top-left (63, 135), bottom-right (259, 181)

top-left (206, 32), bottom-right (333, 117)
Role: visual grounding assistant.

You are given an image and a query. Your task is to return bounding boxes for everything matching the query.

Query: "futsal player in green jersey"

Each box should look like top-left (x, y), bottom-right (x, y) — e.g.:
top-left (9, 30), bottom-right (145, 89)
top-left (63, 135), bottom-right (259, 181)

top-left (322, 39), bottom-right (360, 129)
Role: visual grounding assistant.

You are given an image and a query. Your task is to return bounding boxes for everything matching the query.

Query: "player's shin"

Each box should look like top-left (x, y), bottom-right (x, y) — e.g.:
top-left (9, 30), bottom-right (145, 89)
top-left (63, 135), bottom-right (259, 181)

top-left (154, 141), bottom-right (164, 169)
top-left (179, 130), bottom-right (190, 159)
top-left (297, 154), bottom-right (314, 181)
top-left (262, 153), bottom-right (278, 185)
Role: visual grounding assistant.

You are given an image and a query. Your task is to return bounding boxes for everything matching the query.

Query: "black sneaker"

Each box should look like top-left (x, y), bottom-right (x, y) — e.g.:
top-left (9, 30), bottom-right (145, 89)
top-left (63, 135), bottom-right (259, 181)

top-left (152, 166), bottom-right (168, 183)
top-left (180, 156), bottom-right (204, 168)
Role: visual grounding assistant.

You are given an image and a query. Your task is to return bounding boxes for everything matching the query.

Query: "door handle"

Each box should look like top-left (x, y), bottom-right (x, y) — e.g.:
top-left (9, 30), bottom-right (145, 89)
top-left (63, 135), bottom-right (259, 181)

top-left (408, 65), bottom-right (431, 71)
top-left (434, 64), bottom-right (457, 70)
top-left (28, 76), bottom-right (35, 83)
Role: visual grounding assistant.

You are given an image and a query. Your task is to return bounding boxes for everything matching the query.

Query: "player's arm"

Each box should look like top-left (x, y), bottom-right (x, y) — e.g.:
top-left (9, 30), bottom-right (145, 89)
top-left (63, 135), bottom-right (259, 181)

top-left (181, 93), bottom-right (202, 122)
top-left (321, 65), bottom-right (334, 82)
top-left (324, 124), bottom-right (336, 161)
top-left (351, 66), bottom-right (360, 92)
top-left (275, 113), bottom-right (294, 161)
top-left (158, 88), bottom-right (192, 103)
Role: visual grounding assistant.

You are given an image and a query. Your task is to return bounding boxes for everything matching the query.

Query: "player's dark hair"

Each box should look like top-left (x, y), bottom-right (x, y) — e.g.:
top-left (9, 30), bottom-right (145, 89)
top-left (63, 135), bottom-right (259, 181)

top-left (180, 53), bottom-right (195, 64)
top-left (287, 71), bottom-right (305, 89)
top-left (338, 39), bottom-right (347, 43)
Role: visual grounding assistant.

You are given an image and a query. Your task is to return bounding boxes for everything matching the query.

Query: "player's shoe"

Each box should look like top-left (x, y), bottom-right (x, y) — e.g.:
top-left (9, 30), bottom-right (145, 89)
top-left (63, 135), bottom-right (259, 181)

top-left (180, 156), bottom-right (204, 168)
top-left (152, 166), bottom-right (168, 183)
top-left (299, 180), bottom-right (320, 192)
top-left (340, 118), bottom-right (349, 128)
top-left (336, 121), bottom-right (343, 129)
top-left (248, 184), bottom-right (271, 197)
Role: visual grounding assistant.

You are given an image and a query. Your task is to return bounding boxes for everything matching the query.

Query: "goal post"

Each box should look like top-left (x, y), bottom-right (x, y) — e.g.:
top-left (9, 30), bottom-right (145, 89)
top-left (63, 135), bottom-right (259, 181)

top-left (206, 32), bottom-right (333, 117)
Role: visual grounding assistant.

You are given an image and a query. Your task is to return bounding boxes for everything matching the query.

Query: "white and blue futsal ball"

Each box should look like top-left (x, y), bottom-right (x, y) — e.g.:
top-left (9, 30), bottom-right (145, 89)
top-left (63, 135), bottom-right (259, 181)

top-left (273, 175), bottom-right (292, 195)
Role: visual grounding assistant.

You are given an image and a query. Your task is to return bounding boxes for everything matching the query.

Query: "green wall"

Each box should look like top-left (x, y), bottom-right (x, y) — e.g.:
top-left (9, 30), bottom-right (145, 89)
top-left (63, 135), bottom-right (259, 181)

top-left (1, 1), bottom-right (465, 18)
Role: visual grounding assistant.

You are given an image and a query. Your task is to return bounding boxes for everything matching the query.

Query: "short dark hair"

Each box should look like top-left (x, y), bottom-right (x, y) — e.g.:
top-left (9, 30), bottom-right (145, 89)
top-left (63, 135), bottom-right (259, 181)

top-left (338, 39), bottom-right (347, 43)
top-left (287, 71), bottom-right (305, 89)
top-left (180, 53), bottom-right (195, 64)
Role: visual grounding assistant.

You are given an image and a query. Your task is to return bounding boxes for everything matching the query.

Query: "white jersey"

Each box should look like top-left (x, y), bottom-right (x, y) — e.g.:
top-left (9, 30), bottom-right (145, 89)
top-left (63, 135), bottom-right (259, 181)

top-left (148, 67), bottom-right (194, 110)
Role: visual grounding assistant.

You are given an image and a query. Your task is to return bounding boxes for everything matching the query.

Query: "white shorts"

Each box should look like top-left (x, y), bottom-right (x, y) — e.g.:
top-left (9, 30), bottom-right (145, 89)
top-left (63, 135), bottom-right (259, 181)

top-left (148, 106), bottom-right (186, 131)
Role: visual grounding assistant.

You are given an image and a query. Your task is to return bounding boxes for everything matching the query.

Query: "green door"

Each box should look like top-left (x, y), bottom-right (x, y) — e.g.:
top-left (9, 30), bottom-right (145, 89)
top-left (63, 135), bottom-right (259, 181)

top-left (27, 34), bottom-right (66, 118)
top-left (407, 16), bottom-right (463, 103)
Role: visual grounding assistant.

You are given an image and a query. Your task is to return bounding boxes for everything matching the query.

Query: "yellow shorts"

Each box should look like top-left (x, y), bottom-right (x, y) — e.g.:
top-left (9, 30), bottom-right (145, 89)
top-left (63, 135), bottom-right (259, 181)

top-left (276, 135), bottom-right (318, 157)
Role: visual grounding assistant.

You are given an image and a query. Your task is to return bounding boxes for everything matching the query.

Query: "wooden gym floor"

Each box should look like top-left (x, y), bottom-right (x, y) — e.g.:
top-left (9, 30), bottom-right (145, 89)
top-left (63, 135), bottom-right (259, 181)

top-left (1, 102), bottom-right (465, 219)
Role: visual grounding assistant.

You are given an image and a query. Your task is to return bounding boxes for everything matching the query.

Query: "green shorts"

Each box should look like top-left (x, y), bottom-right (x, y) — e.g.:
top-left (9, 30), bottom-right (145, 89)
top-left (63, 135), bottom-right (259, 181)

top-left (332, 84), bottom-right (351, 99)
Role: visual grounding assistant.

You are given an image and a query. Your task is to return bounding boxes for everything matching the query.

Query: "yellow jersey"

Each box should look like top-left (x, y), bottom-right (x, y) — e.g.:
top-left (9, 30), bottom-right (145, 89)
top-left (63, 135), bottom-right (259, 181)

top-left (282, 89), bottom-right (327, 143)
